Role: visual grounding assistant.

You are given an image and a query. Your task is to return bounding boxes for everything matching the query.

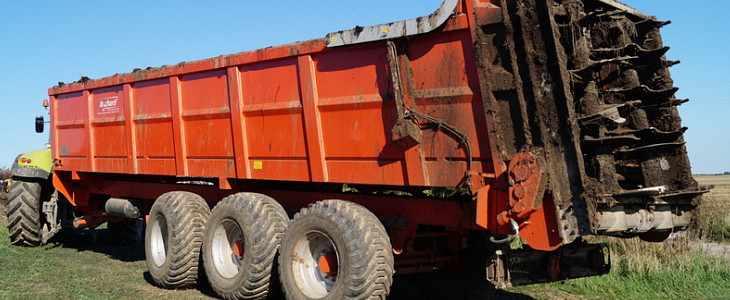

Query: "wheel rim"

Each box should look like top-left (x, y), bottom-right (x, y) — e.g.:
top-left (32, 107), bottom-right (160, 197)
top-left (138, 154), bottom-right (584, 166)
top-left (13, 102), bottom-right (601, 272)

top-left (211, 219), bottom-right (245, 279)
top-left (150, 215), bottom-right (169, 267)
top-left (291, 230), bottom-right (339, 298)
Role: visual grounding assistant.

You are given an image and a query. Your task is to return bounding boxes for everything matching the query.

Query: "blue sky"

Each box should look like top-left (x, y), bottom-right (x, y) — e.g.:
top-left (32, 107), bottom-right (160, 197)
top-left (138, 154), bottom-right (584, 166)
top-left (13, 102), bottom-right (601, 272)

top-left (0, 1), bottom-right (727, 174)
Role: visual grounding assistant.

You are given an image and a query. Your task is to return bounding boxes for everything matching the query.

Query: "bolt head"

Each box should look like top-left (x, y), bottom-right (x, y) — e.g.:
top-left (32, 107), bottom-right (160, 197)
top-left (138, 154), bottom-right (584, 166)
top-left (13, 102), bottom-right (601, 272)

top-left (513, 184), bottom-right (527, 199)
top-left (513, 165), bottom-right (530, 181)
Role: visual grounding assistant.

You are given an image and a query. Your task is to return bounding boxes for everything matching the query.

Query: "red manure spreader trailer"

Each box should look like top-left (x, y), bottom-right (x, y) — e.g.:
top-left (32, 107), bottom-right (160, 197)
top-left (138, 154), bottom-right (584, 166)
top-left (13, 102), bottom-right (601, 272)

top-left (7, 0), bottom-right (706, 299)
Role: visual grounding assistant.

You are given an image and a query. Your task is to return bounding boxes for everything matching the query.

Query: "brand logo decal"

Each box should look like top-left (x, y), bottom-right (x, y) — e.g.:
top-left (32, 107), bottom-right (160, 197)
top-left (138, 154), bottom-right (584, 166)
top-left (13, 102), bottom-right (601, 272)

top-left (99, 96), bottom-right (120, 115)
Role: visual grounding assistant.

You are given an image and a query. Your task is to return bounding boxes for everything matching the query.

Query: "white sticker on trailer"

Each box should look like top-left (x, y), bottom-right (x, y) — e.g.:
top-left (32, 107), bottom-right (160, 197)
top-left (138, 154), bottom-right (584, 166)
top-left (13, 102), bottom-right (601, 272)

top-left (98, 96), bottom-right (120, 115)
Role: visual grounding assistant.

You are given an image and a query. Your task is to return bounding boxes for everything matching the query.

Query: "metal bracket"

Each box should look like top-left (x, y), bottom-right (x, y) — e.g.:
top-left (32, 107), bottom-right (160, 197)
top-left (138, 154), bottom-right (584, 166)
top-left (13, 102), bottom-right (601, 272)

top-left (41, 192), bottom-right (61, 244)
top-left (325, 0), bottom-right (459, 47)
top-left (489, 220), bottom-right (520, 244)
top-left (486, 249), bottom-right (511, 289)
top-left (497, 152), bottom-right (546, 226)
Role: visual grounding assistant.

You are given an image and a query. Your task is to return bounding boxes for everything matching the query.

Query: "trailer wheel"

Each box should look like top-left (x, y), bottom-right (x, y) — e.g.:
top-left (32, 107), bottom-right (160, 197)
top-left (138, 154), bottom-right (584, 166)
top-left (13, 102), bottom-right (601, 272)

top-left (145, 191), bottom-right (210, 289)
top-left (6, 179), bottom-right (43, 246)
top-left (279, 200), bottom-right (394, 300)
top-left (202, 192), bottom-right (288, 299)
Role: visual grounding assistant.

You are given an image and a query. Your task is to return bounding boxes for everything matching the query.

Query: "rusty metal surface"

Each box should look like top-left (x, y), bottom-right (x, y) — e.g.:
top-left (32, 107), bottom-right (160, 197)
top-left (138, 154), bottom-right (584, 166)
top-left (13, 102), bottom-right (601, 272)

top-left (488, 240), bottom-right (610, 288)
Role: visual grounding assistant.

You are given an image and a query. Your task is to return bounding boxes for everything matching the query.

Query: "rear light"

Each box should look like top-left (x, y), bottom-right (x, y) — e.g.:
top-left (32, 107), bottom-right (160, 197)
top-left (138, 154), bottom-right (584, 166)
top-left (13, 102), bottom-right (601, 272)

top-left (19, 158), bottom-right (32, 164)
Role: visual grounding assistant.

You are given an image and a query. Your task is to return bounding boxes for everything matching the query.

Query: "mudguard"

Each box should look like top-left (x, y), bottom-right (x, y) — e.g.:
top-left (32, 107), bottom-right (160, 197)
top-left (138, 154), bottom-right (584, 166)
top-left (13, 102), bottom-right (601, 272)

top-left (11, 149), bottom-right (53, 179)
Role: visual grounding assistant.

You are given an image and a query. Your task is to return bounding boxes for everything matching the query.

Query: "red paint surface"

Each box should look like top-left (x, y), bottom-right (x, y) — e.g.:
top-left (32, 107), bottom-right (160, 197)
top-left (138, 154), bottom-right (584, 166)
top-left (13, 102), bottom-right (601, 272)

top-left (48, 0), bottom-right (561, 251)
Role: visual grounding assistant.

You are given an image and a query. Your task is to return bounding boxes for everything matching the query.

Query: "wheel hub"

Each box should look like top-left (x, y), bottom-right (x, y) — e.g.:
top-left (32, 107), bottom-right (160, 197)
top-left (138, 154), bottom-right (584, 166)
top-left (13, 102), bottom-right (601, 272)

top-left (211, 219), bottom-right (245, 279)
top-left (232, 240), bottom-right (245, 258)
top-left (317, 249), bottom-right (338, 278)
top-left (149, 215), bottom-right (169, 267)
top-left (292, 230), bottom-right (339, 298)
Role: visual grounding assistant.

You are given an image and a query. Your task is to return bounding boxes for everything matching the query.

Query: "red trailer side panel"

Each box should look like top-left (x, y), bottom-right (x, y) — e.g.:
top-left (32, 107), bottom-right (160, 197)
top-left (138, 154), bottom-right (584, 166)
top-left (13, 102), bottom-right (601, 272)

top-left (50, 16), bottom-right (491, 188)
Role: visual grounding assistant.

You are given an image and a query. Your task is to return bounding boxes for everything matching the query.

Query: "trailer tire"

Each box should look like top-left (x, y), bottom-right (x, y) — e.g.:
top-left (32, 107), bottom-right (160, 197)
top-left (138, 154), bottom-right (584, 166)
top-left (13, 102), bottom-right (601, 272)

top-left (108, 219), bottom-right (145, 245)
top-left (145, 191), bottom-right (210, 289)
top-left (279, 200), bottom-right (394, 300)
top-left (202, 192), bottom-right (288, 300)
top-left (6, 179), bottom-right (43, 246)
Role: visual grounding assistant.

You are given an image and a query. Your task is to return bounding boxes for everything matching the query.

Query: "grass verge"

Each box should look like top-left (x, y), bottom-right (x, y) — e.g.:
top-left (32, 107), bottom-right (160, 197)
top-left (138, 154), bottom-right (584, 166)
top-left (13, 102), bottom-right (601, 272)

top-left (508, 175), bottom-right (730, 299)
top-left (509, 236), bottom-right (730, 299)
top-left (695, 175), bottom-right (730, 241)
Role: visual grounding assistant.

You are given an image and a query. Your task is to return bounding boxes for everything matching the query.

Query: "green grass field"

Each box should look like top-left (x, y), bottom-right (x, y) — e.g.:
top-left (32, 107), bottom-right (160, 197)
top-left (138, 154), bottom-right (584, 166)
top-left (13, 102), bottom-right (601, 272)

top-left (695, 175), bottom-right (730, 241)
top-left (1, 176), bottom-right (728, 299)
top-left (0, 224), bottom-right (216, 299)
top-left (509, 236), bottom-right (730, 299)
top-left (509, 175), bottom-right (730, 299)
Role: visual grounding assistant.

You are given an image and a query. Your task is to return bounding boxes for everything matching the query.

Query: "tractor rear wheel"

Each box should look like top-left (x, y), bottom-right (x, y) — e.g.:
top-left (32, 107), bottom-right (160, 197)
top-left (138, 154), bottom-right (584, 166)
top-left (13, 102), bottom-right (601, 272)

top-left (6, 179), bottom-right (43, 246)
top-left (145, 191), bottom-right (210, 289)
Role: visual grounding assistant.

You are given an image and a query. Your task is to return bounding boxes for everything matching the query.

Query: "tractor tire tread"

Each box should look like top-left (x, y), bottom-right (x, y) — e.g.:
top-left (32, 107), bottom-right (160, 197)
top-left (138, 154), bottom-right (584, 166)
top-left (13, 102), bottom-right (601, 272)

top-left (6, 180), bottom-right (42, 247)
